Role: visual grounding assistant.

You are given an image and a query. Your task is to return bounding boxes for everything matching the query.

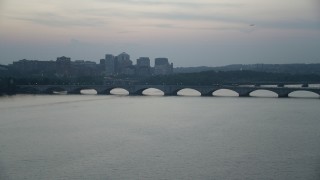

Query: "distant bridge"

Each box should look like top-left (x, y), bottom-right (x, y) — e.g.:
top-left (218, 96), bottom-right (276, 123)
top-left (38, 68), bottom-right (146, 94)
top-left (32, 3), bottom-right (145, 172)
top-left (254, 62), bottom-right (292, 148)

top-left (17, 84), bottom-right (320, 98)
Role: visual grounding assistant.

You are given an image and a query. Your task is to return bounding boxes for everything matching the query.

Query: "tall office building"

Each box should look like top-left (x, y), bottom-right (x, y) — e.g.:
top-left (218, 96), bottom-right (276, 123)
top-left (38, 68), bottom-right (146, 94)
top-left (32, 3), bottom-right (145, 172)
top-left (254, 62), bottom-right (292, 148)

top-left (116, 52), bottom-right (133, 74)
top-left (56, 56), bottom-right (71, 76)
top-left (154, 58), bottom-right (173, 75)
top-left (117, 52), bottom-right (130, 62)
top-left (105, 54), bottom-right (115, 75)
top-left (136, 57), bottom-right (151, 76)
top-left (137, 57), bottom-right (150, 67)
top-left (155, 58), bottom-right (169, 66)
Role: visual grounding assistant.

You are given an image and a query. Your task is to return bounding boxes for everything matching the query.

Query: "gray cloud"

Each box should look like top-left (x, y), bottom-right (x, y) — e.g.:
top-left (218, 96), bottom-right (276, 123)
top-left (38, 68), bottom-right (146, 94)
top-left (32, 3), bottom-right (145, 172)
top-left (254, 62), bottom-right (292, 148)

top-left (117, 30), bottom-right (138, 34)
top-left (94, 0), bottom-right (244, 8)
top-left (139, 11), bottom-right (250, 24)
top-left (8, 12), bottom-right (107, 27)
top-left (79, 8), bottom-right (252, 26)
top-left (259, 20), bottom-right (320, 31)
top-left (141, 23), bottom-right (252, 32)
top-left (138, 11), bottom-right (320, 31)
top-left (9, 6), bottom-right (319, 32)
top-left (78, 7), bottom-right (320, 32)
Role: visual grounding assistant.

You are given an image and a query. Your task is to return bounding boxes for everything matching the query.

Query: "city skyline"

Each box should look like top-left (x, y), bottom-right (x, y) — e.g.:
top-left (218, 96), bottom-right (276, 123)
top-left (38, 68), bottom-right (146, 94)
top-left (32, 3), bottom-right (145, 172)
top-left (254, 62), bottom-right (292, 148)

top-left (1, 0), bottom-right (320, 66)
top-left (7, 52), bottom-right (172, 66)
top-left (7, 52), bottom-right (174, 77)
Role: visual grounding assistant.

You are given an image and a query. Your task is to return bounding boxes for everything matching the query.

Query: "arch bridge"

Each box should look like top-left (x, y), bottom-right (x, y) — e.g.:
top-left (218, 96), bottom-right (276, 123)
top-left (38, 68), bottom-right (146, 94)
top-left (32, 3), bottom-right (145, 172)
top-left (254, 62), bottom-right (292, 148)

top-left (17, 84), bottom-right (320, 98)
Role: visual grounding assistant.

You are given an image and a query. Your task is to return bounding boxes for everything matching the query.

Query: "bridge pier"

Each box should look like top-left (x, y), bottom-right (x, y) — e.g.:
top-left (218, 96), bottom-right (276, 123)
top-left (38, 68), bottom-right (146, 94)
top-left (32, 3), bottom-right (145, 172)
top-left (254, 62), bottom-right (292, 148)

top-left (276, 90), bottom-right (290, 98)
top-left (97, 92), bottom-right (110, 95)
top-left (239, 94), bottom-right (250, 97)
top-left (97, 90), bottom-right (111, 95)
top-left (67, 91), bottom-right (81, 95)
top-left (278, 94), bottom-right (289, 98)
top-left (201, 93), bottom-right (213, 97)
top-left (129, 90), bottom-right (144, 96)
top-left (164, 93), bottom-right (177, 96)
top-left (129, 92), bottom-right (143, 96)
top-left (238, 93), bottom-right (250, 97)
top-left (234, 88), bottom-right (252, 97)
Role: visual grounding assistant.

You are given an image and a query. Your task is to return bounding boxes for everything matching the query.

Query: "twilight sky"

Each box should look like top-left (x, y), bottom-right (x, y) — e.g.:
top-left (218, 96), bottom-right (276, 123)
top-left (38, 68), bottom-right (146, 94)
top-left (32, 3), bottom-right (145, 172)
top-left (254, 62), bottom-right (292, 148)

top-left (0, 0), bottom-right (319, 67)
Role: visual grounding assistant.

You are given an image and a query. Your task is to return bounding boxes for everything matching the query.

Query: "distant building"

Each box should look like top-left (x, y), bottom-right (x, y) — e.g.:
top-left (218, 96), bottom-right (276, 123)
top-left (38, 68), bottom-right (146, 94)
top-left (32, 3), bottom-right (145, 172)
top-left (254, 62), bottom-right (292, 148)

top-left (137, 57), bottom-right (150, 67)
top-left (115, 52), bottom-right (133, 74)
top-left (136, 57), bottom-right (151, 77)
top-left (100, 52), bottom-right (134, 75)
top-left (117, 52), bottom-right (130, 62)
top-left (56, 56), bottom-right (71, 77)
top-left (57, 56), bottom-right (71, 62)
top-left (9, 53), bottom-right (175, 79)
top-left (155, 58), bottom-right (169, 66)
top-left (11, 59), bottom-right (56, 75)
top-left (0, 65), bottom-right (8, 76)
top-left (0, 65), bottom-right (8, 71)
top-left (100, 59), bottom-right (106, 71)
top-left (105, 54), bottom-right (116, 75)
top-left (154, 58), bottom-right (173, 75)
top-left (72, 60), bottom-right (98, 76)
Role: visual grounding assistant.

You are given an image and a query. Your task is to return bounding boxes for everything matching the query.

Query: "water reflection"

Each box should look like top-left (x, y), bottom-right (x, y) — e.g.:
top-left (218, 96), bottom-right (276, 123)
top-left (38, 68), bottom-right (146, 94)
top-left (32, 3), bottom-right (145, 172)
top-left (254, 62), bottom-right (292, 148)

top-left (110, 88), bottom-right (129, 95)
top-left (142, 88), bottom-right (164, 96)
top-left (177, 88), bottom-right (201, 96)
top-left (213, 89), bottom-right (239, 97)
top-left (53, 91), bottom-right (67, 95)
top-left (250, 90), bottom-right (278, 98)
top-left (289, 91), bottom-right (319, 98)
top-left (80, 89), bottom-right (97, 95)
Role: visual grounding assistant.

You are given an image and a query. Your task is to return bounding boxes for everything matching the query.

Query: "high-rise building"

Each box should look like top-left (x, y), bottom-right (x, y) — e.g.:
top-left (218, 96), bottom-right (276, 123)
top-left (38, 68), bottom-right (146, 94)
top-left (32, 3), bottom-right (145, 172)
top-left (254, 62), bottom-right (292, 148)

top-left (73, 60), bottom-right (98, 76)
top-left (105, 54), bottom-right (115, 75)
top-left (12, 59), bottom-right (56, 75)
top-left (117, 52), bottom-right (130, 62)
top-left (56, 56), bottom-right (71, 76)
top-left (56, 56), bottom-right (71, 64)
top-left (137, 57), bottom-right (150, 67)
top-left (155, 58), bottom-right (169, 66)
top-left (154, 58), bottom-right (173, 75)
top-left (136, 57), bottom-right (151, 76)
top-left (116, 52), bottom-right (133, 74)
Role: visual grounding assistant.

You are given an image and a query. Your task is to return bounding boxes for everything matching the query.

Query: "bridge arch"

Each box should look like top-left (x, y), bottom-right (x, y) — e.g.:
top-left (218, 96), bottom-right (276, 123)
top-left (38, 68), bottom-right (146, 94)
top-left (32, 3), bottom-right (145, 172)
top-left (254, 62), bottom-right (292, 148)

top-left (212, 89), bottom-right (239, 97)
top-left (177, 88), bottom-right (201, 96)
top-left (141, 88), bottom-right (164, 96)
top-left (95, 87), bottom-right (118, 95)
top-left (110, 88), bottom-right (129, 95)
top-left (80, 89), bottom-right (97, 95)
top-left (249, 89), bottom-right (278, 98)
top-left (131, 86), bottom-right (166, 96)
top-left (131, 87), bottom-right (148, 95)
top-left (288, 90), bottom-right (320, 98)
top-left (44, 87), bottom-right (67, 94)
top-left (68, 87), bottom-right (99, 94)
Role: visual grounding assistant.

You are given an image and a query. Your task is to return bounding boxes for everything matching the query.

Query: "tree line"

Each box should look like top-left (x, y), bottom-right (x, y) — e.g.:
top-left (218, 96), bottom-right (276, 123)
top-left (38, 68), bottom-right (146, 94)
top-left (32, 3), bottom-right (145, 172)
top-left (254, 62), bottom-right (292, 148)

top-left (140, 70), bottom-right (320, 85)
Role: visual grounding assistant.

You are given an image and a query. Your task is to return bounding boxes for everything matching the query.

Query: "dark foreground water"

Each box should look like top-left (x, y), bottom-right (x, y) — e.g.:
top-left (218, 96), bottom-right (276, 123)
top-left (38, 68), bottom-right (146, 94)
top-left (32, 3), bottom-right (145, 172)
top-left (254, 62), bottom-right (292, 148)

top-left (0, 93), bottom-right (320, 180)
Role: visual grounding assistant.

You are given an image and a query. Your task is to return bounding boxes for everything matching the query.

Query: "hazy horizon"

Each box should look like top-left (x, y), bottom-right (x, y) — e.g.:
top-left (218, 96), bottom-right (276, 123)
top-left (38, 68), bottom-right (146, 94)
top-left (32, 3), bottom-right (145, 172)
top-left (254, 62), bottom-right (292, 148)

top-left (2, 57), bottom-right (320, 68)
top-left (1, 0), bottom-right (320, 67)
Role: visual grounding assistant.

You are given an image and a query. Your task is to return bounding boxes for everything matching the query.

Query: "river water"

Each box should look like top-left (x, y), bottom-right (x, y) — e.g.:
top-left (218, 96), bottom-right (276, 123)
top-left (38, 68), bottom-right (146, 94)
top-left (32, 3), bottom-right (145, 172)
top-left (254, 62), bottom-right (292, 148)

top-left (0, 90), bottom-right (320, 180)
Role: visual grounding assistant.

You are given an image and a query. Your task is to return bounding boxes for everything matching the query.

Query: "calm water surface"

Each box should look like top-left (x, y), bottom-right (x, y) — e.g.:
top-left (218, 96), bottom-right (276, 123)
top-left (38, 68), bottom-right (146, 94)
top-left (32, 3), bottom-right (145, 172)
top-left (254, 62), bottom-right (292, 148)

top-left (0, 92), bottom-right (320, 180)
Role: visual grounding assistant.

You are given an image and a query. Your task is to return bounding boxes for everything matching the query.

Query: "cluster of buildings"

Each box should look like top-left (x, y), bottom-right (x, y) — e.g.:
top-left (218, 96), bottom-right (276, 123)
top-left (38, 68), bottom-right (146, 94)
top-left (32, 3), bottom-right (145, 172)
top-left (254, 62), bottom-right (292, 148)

top-left (100, 52), bottom-right (173, 76)
top-left (9, 52), bottom-right (173, 77)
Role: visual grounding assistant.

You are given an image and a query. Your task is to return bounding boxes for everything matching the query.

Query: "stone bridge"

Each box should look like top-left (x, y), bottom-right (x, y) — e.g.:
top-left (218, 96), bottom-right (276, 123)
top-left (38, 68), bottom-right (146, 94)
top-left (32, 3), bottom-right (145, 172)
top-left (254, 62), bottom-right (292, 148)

top-left (17, 84), bottom-right (320, 98)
